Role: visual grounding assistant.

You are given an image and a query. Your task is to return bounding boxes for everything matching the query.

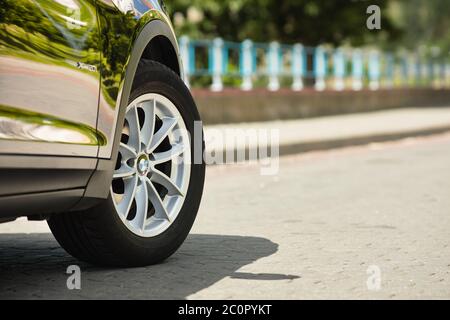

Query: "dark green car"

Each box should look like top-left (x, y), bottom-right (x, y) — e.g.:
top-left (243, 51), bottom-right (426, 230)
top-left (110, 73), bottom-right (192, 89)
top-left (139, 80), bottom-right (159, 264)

top-left (0, 0), bottom-right (205, 267)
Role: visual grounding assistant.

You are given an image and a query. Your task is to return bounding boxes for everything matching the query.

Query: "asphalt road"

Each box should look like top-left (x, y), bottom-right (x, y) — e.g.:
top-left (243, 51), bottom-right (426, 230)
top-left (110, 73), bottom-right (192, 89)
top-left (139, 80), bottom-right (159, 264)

top-left (1, 133), bottom-right (449, 299)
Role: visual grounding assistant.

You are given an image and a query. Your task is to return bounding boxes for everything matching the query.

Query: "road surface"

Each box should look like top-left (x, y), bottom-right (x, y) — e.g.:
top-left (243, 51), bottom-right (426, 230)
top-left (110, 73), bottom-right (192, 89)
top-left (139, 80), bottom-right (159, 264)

top-left (0, 133), bottom-right (449, 299)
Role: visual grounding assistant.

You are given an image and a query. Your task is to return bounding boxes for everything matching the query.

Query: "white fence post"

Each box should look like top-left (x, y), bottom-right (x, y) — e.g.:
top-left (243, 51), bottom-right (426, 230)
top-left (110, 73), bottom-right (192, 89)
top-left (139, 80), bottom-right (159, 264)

top-left (446, 64), bottom-right (450, 88)
top-left (399, 52), bottom-right (409, 87)
top-left (432, 61), bottom-right (440, 88)
top-left (352, 49), bottom-right (363, 91)
top-left (368, 50), bottom-right (380, 90)
top-left (384, 53), bottom-right (394, 88)
top-left (333, 48), bottom-right (345, 91)
top-left (438, 62), bottom-right (445, 88)
top-left (407, 53), bottom-right (415, 87)
top-left (179, 36), bottom-right (191, 88)
top-left (427, 60), bottom-right (434, 85)
top-left (267, 41), bottom-right (281, 91)
top-left (241, 39), bottom-right (254, 91)
top-left (420, 60), bottom-right (428, 86)
top-left (210, 37), bottom-right (224, 92)
top-left (414, 54), bottom-right (421, 86)
top-left (314, 46), bottom-right (326, 91)
top-left (291, 44), bottom-right (304, 91)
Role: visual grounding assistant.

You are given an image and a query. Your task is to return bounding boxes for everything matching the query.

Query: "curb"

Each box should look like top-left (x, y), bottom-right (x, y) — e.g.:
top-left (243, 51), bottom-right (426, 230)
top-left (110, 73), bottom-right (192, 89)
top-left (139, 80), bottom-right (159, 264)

top-left (194, 89), bottom-right (450, 125)
top-left (206, 125), bottom-right (450, 163)
top-left (278, 125), bottom-right (450, 156)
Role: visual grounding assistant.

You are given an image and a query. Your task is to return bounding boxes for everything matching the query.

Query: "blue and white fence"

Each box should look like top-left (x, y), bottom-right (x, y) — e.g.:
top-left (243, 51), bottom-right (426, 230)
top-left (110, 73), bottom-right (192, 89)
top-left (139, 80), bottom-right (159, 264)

top-left (179, 36), bottom-right (450, 91)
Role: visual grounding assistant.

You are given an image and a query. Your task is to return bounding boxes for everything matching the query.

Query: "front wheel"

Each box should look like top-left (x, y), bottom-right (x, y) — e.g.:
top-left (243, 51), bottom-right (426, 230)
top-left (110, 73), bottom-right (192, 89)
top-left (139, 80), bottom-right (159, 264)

top-left (48, 60), bottom-right (205, 267)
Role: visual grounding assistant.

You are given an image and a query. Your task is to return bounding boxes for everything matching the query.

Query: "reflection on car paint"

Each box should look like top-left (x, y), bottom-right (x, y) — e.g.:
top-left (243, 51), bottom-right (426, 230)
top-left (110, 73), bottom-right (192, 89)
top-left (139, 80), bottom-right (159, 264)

top-left (0, 104), bottom-right (106, 145)
top-left (0, 0), bottom-right (101, 154)
top-left (112, 0), bottom-right (157, 15)
top-left (0, 0), bottom-right (173, 156)
top-left (96, 0), bottom-right (174, 158)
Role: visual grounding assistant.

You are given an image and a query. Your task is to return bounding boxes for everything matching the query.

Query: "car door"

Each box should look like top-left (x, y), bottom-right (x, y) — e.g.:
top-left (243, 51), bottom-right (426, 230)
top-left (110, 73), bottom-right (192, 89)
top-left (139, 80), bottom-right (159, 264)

top-left (0, 0), bottom-right (102, 157)
top-left (0, 0), bottom-right (102, 197)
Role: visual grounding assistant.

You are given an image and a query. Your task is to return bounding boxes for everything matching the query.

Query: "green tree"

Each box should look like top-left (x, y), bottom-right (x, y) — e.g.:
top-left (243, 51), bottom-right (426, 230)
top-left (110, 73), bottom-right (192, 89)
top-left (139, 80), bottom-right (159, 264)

top-left (167, 0), bottom-right (399, 46)
top-left (388, 0), bottom-right (450, 55)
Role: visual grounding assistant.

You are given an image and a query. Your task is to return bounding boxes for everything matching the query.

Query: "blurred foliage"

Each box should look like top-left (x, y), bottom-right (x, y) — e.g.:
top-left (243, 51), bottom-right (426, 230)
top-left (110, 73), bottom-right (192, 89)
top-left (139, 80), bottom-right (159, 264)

top-left (166, 0), bottom-right (449, 55)
top-left (166, 0), bottom-right (398, 46)
top-left (388, 0), bottom-right (450, 56)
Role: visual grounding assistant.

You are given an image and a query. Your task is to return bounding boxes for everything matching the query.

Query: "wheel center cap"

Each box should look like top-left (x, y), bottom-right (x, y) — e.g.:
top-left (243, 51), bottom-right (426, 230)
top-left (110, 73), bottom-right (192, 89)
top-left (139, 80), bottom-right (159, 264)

top-left (137, 155), bottom-right (150, 175)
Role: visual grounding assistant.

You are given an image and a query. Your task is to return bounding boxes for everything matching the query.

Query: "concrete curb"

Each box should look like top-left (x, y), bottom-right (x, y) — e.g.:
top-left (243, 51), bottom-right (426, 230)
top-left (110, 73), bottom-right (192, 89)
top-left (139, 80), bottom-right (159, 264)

top-left (205, 126), bottom-right (450, 164)
top-left (194, 89), bottom-right (450, 125)
top-left (204, 107), bottom-right (450, 162)
top-left (277, 125), bottom-right (450, 157)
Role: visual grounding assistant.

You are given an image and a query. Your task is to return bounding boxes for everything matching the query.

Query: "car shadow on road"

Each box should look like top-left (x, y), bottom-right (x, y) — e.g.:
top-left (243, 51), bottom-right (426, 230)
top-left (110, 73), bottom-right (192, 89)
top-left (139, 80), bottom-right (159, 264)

top-left (0, 233), bottom-right (283, 299)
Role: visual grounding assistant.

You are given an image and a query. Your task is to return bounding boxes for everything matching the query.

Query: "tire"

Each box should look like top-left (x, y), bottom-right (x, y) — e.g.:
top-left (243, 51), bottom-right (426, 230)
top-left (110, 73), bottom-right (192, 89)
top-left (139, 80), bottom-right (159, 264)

top-left (48, 60), bottom-right (205, 267)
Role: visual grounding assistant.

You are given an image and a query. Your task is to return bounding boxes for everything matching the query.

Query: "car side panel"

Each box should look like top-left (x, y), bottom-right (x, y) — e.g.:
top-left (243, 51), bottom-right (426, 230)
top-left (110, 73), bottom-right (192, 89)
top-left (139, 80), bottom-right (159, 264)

top-left (0, 154), bottom-right (96, 218)
top-left (0, 154), bottom-right (96, 195)
top-left (0, 0), bottom-right (103, 157)
top-left (0, 0), bottom-right (105, 207)
top-left (0, 1), bottom-right (182, 217)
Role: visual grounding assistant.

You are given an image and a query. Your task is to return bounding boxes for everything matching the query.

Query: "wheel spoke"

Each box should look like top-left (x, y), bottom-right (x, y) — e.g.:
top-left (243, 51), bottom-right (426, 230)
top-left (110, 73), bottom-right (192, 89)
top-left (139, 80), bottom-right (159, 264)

top-left (126, 104), bottom-right (142, 153)
top-left (130, 178), bottom-right (148, 232)
top-left (140, 100), bottom-right (156, 151)
top-left (117, 175), bottom-right (138, 217)
top-left (119, 142), bottom-right (138, 160)
top-left (114, 143), bottom-right (137, 179)
top-left (113, 164), bottom-right (135, 179)
top-left (146, 117), bottom-right (178, 154)
top-left (150, 168), bottom-right (184, 197)
top-left (151, 143), bottom-right (186, 165)
top-left (145, 178), bottom-right (171, 222)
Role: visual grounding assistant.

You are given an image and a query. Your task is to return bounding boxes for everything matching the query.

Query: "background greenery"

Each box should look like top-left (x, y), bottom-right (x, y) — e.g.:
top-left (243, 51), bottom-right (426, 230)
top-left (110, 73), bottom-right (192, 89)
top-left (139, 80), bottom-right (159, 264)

top-left (166, 0), bottom-right (449, 56)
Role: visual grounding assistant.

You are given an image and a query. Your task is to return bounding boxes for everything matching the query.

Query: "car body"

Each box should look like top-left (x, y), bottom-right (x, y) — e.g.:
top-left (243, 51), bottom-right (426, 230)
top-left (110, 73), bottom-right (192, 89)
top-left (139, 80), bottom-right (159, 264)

top-left (0, 0), bottom-right (205, 266)
top-left (1, 0), bottom-right (180, 219)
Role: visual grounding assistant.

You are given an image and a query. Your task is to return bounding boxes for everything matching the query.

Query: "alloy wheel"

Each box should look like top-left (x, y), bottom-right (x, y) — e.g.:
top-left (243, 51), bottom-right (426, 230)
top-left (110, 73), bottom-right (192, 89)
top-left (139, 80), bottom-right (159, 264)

top-left (111, 93), bottom-right (191, 237)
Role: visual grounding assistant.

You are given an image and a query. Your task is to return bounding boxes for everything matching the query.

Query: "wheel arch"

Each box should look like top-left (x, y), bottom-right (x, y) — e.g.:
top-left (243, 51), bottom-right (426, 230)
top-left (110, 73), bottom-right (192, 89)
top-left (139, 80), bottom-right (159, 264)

top-left (140, 35), bottom-right (181, 78)
top-left (126, 19), bottom-right (182, 108)
top-left (78, 19), bottom-right (183, 207)
top-left (118, 19), bottom-right (183, 158)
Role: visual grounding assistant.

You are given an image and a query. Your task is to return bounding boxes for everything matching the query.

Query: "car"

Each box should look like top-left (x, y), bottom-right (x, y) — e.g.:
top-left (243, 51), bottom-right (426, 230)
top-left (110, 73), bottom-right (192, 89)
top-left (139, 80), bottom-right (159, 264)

top-left (0, 0), bottom-right (205, 267)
